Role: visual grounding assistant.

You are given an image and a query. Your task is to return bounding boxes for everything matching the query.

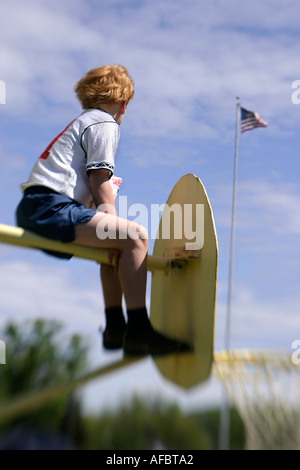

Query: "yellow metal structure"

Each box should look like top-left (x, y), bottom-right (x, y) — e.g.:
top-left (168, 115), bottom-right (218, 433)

top-left (0, 223), bottom-right (168, 273)
top-left (0, 174), bottom-right (218, 392)
top-left (150, 174), bottom-right (218, 388)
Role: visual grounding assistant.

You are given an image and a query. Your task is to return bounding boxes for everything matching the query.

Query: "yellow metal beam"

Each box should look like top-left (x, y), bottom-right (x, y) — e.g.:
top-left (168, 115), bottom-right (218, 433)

top-left (0, 356), bottom-right (146, 425)
top-left (0, 223), bottom-right (169, 273)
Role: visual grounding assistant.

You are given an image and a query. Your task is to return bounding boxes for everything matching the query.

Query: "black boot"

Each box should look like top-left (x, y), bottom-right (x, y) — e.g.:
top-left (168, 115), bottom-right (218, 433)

top-left (123, 308), bottom-right (192, 356)
top-left (102, 306), bottom-right (126, 350)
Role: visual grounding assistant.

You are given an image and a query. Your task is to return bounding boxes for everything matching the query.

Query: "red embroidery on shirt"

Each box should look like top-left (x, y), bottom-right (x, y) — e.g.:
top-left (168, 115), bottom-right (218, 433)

top-left (39, 119), bottom-right (76, 159)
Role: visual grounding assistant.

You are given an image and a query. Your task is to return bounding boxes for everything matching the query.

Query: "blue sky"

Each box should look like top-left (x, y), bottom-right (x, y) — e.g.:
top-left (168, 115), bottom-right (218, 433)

top-left (0, 0), bottom-right (299, 413)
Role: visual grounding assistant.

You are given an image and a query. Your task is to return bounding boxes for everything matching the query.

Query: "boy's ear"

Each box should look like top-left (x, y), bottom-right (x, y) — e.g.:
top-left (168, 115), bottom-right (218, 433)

top-left (120, 101), bottom-right (128, 114)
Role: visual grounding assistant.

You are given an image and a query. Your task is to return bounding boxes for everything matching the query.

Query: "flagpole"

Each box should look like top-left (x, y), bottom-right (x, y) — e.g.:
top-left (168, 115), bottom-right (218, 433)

top-left (225, 96), bottom-right (240, 351)
top-left (218, 96), bottom-right (241, 450)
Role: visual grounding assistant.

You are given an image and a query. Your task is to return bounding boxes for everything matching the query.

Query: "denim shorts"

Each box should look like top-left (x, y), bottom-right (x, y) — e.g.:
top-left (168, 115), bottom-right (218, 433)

top-left (16, 186), bottom-right (96, 259)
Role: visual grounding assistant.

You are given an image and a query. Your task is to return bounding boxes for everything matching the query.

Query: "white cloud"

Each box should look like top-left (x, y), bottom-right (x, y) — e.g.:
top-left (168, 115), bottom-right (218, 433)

top-left (213, 177), bottom-right (300, 249)
top-left (1, 0), bottom-right (299, 136)
top-left (212, 177), bottom-right (300, 352)
top-left (226, 284), bottom-right (300, 350)
top-left (0, 258), bottom-right (103, 336)
top-left (239, 180), bottom-right (300, 235)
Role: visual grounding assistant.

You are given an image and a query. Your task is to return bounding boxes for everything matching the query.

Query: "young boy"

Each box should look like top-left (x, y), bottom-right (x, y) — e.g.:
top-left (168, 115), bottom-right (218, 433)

top-left (16, 65), bottom-right (190, 355)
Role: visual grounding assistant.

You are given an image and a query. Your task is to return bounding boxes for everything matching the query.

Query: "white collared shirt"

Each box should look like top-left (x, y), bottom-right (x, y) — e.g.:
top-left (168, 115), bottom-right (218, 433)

top-left (21, 108), bottom-right (120, 207)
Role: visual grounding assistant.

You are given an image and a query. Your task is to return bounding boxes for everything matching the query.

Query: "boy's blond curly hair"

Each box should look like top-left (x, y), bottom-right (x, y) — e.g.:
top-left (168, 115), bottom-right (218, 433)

top-left (74, 65), bottom-right (134, 109)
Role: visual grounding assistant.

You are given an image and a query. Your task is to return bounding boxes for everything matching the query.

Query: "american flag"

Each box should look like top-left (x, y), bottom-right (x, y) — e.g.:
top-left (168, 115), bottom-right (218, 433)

top-left (240, 107), bottom-right (268, 133)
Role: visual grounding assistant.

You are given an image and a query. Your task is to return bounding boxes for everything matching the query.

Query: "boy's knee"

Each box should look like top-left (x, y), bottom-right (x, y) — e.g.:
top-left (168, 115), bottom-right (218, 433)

top-left (128, 221), bottom-right (148, 240)
top-left (127, 222), bottom-right (148, 250)
top-left (138, 225), bottom-right (149, 243)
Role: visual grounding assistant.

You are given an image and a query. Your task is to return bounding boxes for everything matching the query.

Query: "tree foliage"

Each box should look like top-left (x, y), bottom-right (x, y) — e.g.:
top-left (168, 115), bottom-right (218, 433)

top-left (81, 396), bottom-right (214, 450)
top-left (0, 319), bottom-right (88, 437)
top-left (0, 319), bottom-right (245, 450)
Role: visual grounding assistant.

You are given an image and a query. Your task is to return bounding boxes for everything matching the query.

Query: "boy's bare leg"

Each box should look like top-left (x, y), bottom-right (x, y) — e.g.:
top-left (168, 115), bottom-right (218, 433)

top-left (74, 211), bottom-right (148, 310)
top-left (100, 264), bottom-right (126, 349)
top-left (100, 264), bottom-right (123, 308)
top-left (74, 212), bottom-right (191, 355)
